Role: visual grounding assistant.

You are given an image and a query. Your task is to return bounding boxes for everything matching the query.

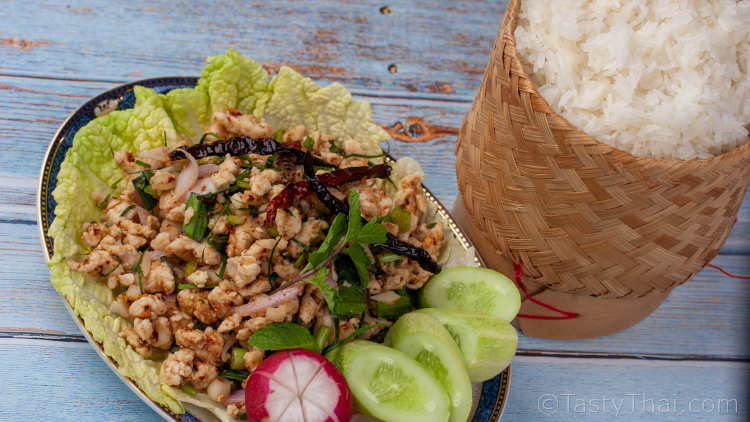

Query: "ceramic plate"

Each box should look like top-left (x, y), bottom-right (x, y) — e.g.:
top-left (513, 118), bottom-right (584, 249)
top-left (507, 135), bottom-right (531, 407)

top-left (37, 77), bottom-right (511, 422)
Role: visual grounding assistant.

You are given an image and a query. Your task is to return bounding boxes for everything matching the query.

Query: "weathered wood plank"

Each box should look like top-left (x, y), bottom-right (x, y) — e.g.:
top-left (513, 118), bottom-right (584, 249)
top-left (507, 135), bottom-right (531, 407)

top-left (0, 339), bottom-right (159, 420)
top-left (2, 219), bottom-right (749, 358)
top-left (0, 0), bottom-right (504, 97)
top-left (506, 355), bottom-right (749, 421)
top-left (1, 339), bottom-right (747, 421)
top-left (2, 75), bottom-right (750, 252)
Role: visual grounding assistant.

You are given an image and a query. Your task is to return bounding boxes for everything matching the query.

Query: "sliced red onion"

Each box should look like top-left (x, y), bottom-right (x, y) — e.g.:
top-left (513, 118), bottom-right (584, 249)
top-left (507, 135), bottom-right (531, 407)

top-left (235, 284), bottom-right (304, 317)
top-left (138, 146), bottom-right (170, 162)
top-left (370, 291), bottom-right (401, 304)
top-left (198, 163), bottom-right (219, 177)
top-left (173, 149), bottom-right (199, 201)
top-left (225, 388), bottom-right (245, 404)
top-left (189, 177), bottom-right (218, 196)
top-left (135, 207), bottom-right (150, 225)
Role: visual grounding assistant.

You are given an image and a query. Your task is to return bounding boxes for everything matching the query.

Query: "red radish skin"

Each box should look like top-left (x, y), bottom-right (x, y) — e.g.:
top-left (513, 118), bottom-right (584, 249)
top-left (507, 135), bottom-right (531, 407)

top-left (245, 349), bottom-right (353, 422)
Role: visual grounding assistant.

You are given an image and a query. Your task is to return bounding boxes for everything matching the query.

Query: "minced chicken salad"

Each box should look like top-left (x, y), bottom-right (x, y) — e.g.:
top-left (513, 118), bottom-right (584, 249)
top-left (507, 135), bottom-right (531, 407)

top-left (47, 50), bottom-right (488, 422)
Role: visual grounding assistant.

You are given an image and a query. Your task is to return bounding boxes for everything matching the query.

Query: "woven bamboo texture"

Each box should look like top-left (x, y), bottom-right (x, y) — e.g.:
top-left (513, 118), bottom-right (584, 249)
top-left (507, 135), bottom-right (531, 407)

top-left (456, 0), bottom-right (750, 299)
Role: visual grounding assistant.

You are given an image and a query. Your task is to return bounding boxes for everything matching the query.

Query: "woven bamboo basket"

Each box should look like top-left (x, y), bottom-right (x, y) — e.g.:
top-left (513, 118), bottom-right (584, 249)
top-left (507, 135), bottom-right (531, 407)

top-left (454, 0), bottom-right (750, 339)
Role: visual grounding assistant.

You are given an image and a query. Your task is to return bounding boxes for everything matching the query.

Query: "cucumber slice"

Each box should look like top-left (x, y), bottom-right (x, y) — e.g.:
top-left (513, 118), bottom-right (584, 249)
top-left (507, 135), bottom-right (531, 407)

top-left (417, 308), bottom-right (518, 383)
top-left (420, 266), bottom-right (521, 321)
top-left (336, 340), bottom-right (450, 422)
top-left (385, 312), bottom-right (472, 422)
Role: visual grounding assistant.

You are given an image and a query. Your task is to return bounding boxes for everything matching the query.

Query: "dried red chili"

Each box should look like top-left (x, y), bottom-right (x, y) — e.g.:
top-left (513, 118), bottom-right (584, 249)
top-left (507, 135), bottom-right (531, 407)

top-left (169, 135), bottom-right (334, 168)
top-left (265, 164), bottom-right (392, 226)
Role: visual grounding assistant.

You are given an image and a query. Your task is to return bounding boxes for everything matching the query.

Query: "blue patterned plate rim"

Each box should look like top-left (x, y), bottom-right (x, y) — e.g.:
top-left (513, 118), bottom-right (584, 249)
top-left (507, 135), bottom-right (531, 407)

top-left (36, 77), bottom-right (511, 422)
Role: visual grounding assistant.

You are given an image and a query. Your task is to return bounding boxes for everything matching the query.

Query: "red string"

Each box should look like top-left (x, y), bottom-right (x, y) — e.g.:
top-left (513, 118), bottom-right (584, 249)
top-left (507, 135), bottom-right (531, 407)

top-left (511, 261), bottom-right (749, 320)
top-left (706, 263), bottom-right (750, 280)
top-left (513, 262), bottom-right (579, 320)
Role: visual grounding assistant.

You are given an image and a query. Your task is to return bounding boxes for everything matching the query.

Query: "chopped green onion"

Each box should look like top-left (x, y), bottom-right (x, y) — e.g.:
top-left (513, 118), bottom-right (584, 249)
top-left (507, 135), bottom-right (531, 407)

top-left (265, 153), bottom-right (278, 169)
top-left (344, 152), bottom-right (387, 159)
top-left (216, 257), bottom-right (227, 279)
top-left (103, 263), bottom-right (121, 277)
top-left (199, 132), bottom-right (222, 145)
top-left (230, 347), bottom-right (248, 370)
top-left (132, 170), bottom-right (157, 210)
top-left (178, 283), bottom-right (218, 290)
top-left (183, 193), bottom-right (208, 241)
top-left (314, 326), bottom-right (332, 351)
top-left (133, 255), bottom-right (144, 294)
top-left (220, 369), bottom-right (249, 381)
top-left (378, 252), bottom-right (403, 264)
top-left (273, 129), bottom-right (285, 143)
top-left (372, 290), bottom-right (413, 318)
top-left (227, 215), bottom-right (245, 225)
top-left (238, 206), bottom-right (259, 216)
top-left (180, 384), bottom-right (198, 396)
top-left (135, 159), bottom-right (151, 168)
top-left (268, 272), bottom-right (279, 289)
top-left (303, 136), bottom-right (314, 150)
top-left (120, 204), bottom-right (136, 217)
top-left (184, 260), bottom-right (197, 276)
top-left (385, 206), bottom-right (412, 233)
top-left (293, 253), bottom-right (307, 269)
top-left (97, 193), bottom-right (112, 209)
top-left (207, 233), bottom-right (228, 253)
top-left (291, 239), bottom-right (310, 252)
top-left (267, 226), bottom-right (279, 238)
top-left (328, 139), bottom-right (343, 154)
top-left (110, 177), bottom-right (123, 190)
top-left (170, 345), bottom-right (180, 353)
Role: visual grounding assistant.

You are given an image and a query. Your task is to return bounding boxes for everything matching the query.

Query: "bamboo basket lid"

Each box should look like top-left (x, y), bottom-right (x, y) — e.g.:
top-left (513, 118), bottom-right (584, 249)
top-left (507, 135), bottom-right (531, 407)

top-left (454, 0), bottom-right (750, 338)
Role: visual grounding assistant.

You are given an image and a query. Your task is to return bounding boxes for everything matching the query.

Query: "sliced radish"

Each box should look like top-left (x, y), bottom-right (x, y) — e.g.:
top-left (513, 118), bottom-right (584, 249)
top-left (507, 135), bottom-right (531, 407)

top-left (245, 349), bottom-right (353, 422)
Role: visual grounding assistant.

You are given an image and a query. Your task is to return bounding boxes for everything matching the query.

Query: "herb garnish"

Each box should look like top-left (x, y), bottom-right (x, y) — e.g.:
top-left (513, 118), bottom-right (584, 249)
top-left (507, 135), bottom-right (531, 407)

top-left (132, 170), bottom-right (157, 210)
top-left (220, 369), bottom-right (249, 382)
top-left (248, 322), bottom-right (320, 353)
top-left (183, 193), bottom-right (208, 241)
top-left (120, 204), bottom-right (136, 217)
top-left (135, 159), bottom-right (151, 168)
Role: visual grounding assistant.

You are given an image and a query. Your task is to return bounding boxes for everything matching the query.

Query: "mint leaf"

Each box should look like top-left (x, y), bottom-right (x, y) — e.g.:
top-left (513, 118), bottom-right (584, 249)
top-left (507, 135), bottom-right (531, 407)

top-left (183, 193), bottom-right (208, 241)
top-left (308, 213), bottom-right (346, 267)
top-left (332, 285), bottom-right (366, 317)
top-left (247, 322), bottom-right (320, 353)
top-left (355, 220), bottom-right (388, 244)
top-left (345, 189), bottom-right (362, 242)
top-left (305, 267), bottom-right (337, 310)
top-left (344, 243), bottom-right (371, 285)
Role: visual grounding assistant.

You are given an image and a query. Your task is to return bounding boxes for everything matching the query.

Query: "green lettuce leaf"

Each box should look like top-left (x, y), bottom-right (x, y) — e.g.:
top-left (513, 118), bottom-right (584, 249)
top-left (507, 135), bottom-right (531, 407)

top-left (49, 259), bottom-right (183, 413)
top-left (162, 88), bottom-right (210, 142)
top-left (197, 48), bottom-right (271, 117)
top-left (265, 66), bottom-right (389, 154)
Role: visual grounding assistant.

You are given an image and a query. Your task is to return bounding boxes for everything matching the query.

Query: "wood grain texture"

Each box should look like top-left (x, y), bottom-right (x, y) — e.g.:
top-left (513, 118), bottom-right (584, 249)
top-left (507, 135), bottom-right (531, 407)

top-left (0, 0), bottom-right (749, 420)
top-left (1, 340), bottom-right (747, 421)
top-left (0, 0), bottom-right (504, 97)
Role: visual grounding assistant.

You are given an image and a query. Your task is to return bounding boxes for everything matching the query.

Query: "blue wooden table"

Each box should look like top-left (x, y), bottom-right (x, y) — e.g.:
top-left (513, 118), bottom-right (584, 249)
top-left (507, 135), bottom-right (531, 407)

top-left (1, 1), bottom-right (748, 421)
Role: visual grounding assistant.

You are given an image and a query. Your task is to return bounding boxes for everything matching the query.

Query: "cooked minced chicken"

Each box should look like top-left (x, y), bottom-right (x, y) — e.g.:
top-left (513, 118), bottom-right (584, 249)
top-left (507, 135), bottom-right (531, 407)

top-left (68, 108), bottom-right (444, 417)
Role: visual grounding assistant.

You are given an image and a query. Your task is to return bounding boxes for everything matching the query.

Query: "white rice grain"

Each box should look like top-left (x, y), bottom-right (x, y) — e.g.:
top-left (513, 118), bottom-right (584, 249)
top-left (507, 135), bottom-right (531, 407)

top-left (515, 0), bottom-right (750, 160)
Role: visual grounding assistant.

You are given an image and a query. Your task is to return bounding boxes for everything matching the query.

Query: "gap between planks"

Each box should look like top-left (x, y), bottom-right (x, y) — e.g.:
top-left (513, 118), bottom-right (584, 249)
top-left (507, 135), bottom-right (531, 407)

top-left (0, 71), bottom-right (477, 104)
top-left (3, 330), bottom-right (747, 364)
